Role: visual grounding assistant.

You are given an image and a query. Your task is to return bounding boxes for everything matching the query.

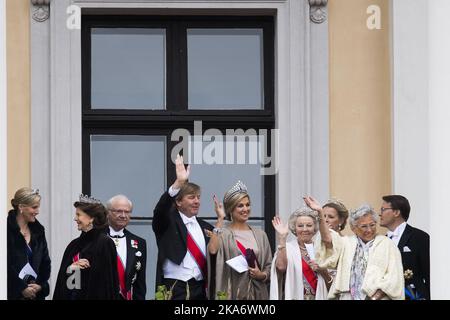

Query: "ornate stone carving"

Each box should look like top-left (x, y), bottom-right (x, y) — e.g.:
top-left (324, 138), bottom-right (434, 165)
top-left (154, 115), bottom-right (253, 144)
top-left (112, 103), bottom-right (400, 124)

top-left (31, 0), bottom-right (50, 22)
top-left (309, 0), bottom-right (328, 24)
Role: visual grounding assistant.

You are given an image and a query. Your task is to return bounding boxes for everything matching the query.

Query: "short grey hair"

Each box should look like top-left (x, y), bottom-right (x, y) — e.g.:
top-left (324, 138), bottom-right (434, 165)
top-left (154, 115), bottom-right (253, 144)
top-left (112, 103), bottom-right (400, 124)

top-left (349, 204), bottom-right (378, 227)
top-left (105, 194), bottom-right (133, 211)
top-left (288, 207), bottom-right (319, 235)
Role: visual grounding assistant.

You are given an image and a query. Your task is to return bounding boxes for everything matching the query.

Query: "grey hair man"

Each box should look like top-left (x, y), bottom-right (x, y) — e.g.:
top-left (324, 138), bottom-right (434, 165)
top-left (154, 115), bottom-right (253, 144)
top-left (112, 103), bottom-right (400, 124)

top-left (106, 194), bottom-right (147, 300)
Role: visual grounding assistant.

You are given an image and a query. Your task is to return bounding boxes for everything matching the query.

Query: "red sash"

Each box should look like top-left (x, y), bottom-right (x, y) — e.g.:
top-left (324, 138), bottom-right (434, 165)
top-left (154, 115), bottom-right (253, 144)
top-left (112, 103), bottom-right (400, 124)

top-left (117, 256), bottom-right (132, 300)
top-left (186, 232), bottom-right (207, 279)
top-left (301, 258), bottom-right (318, 292)
top-left (236, 240), bottom-right (246, 255)
top-left (236, 240), bottom-right (260, 269)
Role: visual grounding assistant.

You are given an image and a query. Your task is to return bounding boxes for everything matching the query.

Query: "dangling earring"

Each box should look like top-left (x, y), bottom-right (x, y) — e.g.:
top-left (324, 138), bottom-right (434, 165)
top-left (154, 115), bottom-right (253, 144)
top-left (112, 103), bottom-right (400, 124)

top-left (86, 221), bottom-right (94, 231)
top-left (338, 224), bottom-right (342, 231)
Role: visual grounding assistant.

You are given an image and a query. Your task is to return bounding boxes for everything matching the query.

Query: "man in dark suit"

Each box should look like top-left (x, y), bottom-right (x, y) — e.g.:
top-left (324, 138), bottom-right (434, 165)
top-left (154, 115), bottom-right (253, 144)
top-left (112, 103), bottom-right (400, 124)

top-left (380, 195), bottom-right (430, 299)
top-left (106, 194), bottom-right (147, 300)
top-left (153, 154), bottom-right (217, 300)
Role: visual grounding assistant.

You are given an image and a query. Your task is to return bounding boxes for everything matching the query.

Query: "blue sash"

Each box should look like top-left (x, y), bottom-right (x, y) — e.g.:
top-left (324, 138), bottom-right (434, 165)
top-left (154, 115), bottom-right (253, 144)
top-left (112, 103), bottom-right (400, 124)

top-left (26, 244), bottom-right (33, 263)
top-left (405, 285), bottom-right (422, 300)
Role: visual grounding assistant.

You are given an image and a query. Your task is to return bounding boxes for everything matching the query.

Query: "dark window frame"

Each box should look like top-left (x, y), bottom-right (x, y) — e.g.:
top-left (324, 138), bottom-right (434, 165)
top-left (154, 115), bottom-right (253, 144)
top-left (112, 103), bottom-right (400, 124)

top-left (81, 15), bottom-right (276, 249)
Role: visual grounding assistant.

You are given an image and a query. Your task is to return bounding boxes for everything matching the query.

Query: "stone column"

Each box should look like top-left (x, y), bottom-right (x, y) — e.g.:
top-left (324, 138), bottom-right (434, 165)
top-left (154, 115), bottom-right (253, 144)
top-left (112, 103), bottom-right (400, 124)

top-left (0, 0), bottom-right (8, 300)
top-left (392, 0), bottom-right (450, 299)
top-left (428, 0), bottom-right (450, 300)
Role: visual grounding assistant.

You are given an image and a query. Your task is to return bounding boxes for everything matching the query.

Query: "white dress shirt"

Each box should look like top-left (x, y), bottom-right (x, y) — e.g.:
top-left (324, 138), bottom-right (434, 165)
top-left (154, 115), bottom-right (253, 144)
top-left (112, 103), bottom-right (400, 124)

top-left (387, 222), bottom-right (407, 246)
top-left (162, 186), bottom-right (206, 281)
top-left (109, 226), bottom-right (127, 268)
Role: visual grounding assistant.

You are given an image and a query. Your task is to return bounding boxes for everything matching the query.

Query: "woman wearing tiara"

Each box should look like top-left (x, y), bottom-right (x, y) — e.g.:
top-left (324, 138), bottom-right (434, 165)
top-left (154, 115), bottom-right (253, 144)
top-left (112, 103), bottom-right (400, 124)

top-left (7, 187), bottom-right (51, 300)
top-left (207, 181), bottom-right (272, 300)
top-left (315, 198), bottom-right (349, 293)
top-left (269, 198), bottom-right (348, 300)
top-left (53, 195), bottom-right (120, 300)
top-left (322, 198), bottom-right (349, 236)
top-left (270, 208), bottom-right (331, 300)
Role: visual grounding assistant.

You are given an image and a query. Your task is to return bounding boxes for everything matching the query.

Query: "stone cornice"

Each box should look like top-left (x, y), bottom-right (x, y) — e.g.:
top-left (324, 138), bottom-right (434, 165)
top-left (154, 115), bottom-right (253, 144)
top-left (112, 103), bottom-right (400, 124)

top-left (31, 0), bottom-right (50, 22)
top-left (309, 0), bottom-right (328, 24)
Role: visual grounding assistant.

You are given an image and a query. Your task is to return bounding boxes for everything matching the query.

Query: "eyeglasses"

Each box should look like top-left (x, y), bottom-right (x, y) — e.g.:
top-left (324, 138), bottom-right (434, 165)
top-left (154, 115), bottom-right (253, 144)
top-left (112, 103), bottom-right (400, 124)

top-left (356, 223), bottom-right (377, 231)
top-left (110, 209), bottom-right (131, 215)
top-left (380, 207), bottom-right (393, 213)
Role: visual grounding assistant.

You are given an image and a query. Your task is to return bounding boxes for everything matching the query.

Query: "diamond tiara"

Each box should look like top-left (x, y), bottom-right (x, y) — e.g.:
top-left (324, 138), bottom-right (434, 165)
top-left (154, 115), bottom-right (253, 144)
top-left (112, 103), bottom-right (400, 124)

top-left (78, 194), bottom-right (102, 205)
top-left (223, 180), bottom-right (248, 204)
top-left (31, 188), bottom-right (40, 195)
top-left (325, 197), bottom-right (346, 208)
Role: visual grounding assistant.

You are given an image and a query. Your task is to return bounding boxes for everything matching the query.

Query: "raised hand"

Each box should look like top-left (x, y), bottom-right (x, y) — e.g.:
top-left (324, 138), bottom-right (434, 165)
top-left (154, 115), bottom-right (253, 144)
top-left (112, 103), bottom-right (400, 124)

top-left (174, 154), bottom-right (190, 188)
top-left (213, 195), bottom-right (226, 220)
top-left (303, 196), bottom-right (322, 212)
top-left (272, 216), bottom-right (289, 238)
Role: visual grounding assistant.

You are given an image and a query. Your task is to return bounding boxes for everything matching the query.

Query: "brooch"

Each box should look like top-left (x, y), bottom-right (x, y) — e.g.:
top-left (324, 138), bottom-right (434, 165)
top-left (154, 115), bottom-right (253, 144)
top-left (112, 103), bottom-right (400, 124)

top-left (404, 269), bottom-right (414, 280)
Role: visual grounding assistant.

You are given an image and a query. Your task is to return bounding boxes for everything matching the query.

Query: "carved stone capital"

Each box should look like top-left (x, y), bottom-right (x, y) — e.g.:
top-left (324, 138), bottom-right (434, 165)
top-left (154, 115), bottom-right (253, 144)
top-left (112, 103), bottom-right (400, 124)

top-left (309, 0), bottom-right (328, 24)
top-left (31, 0), bottom-right (50, 22)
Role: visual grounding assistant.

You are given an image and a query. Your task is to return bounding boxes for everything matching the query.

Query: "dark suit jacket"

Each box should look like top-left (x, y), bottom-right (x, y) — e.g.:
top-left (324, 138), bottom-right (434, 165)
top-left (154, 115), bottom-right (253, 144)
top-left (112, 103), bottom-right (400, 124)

top-left (122, 229), bottom-right (147, 300)
top-left (152, 191), bottom-right (213, 290)
top-left (398, 224), bottom-right (430, 299)
top-left (7, 210), bottom-right (51, 300)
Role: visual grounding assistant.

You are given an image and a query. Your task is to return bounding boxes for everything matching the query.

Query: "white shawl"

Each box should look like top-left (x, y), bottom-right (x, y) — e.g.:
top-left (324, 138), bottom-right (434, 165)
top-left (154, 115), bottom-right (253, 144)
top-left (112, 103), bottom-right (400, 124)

top-left (316, 230), bottom-right (405, 300)
top-left (270, 239), bottom-right (328, 300)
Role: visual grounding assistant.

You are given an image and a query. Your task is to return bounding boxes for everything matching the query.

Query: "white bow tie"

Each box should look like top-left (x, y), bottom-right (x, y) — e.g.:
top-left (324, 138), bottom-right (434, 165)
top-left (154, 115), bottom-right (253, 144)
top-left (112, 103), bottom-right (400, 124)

top-left (184, 216), bottom-right (197, 225)
top-left (110, 230), bottom-right (125, 237)
top-left (387, 231), bottom-right (396, 238)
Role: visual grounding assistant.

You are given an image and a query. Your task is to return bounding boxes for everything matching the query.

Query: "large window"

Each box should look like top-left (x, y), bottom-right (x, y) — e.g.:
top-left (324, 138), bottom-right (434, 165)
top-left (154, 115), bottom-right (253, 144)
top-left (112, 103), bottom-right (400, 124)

top-left (82, 15), bottom-right (275, 298)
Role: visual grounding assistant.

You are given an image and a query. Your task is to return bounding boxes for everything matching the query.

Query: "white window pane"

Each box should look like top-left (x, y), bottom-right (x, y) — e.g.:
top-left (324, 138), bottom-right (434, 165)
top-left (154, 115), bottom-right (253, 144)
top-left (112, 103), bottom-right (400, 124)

top-left (188, 29), bottom-right (264, 110)
top-left (186, 135), bottom-right (264, 218)
top-left (91, 28), bottom-right (166, 109)
top-left (90, 135), bottom-right (166, 217)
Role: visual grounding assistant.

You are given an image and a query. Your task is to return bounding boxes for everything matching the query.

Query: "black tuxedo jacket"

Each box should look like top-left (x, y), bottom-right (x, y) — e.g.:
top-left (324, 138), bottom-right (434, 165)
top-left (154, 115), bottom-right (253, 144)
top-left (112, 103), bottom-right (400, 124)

top-left (152, 191), bottom-right (213, 290)
top-left (122, 229), bottom-right (147, 300)
top-left (398, 224), bottom-right (430, 299)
